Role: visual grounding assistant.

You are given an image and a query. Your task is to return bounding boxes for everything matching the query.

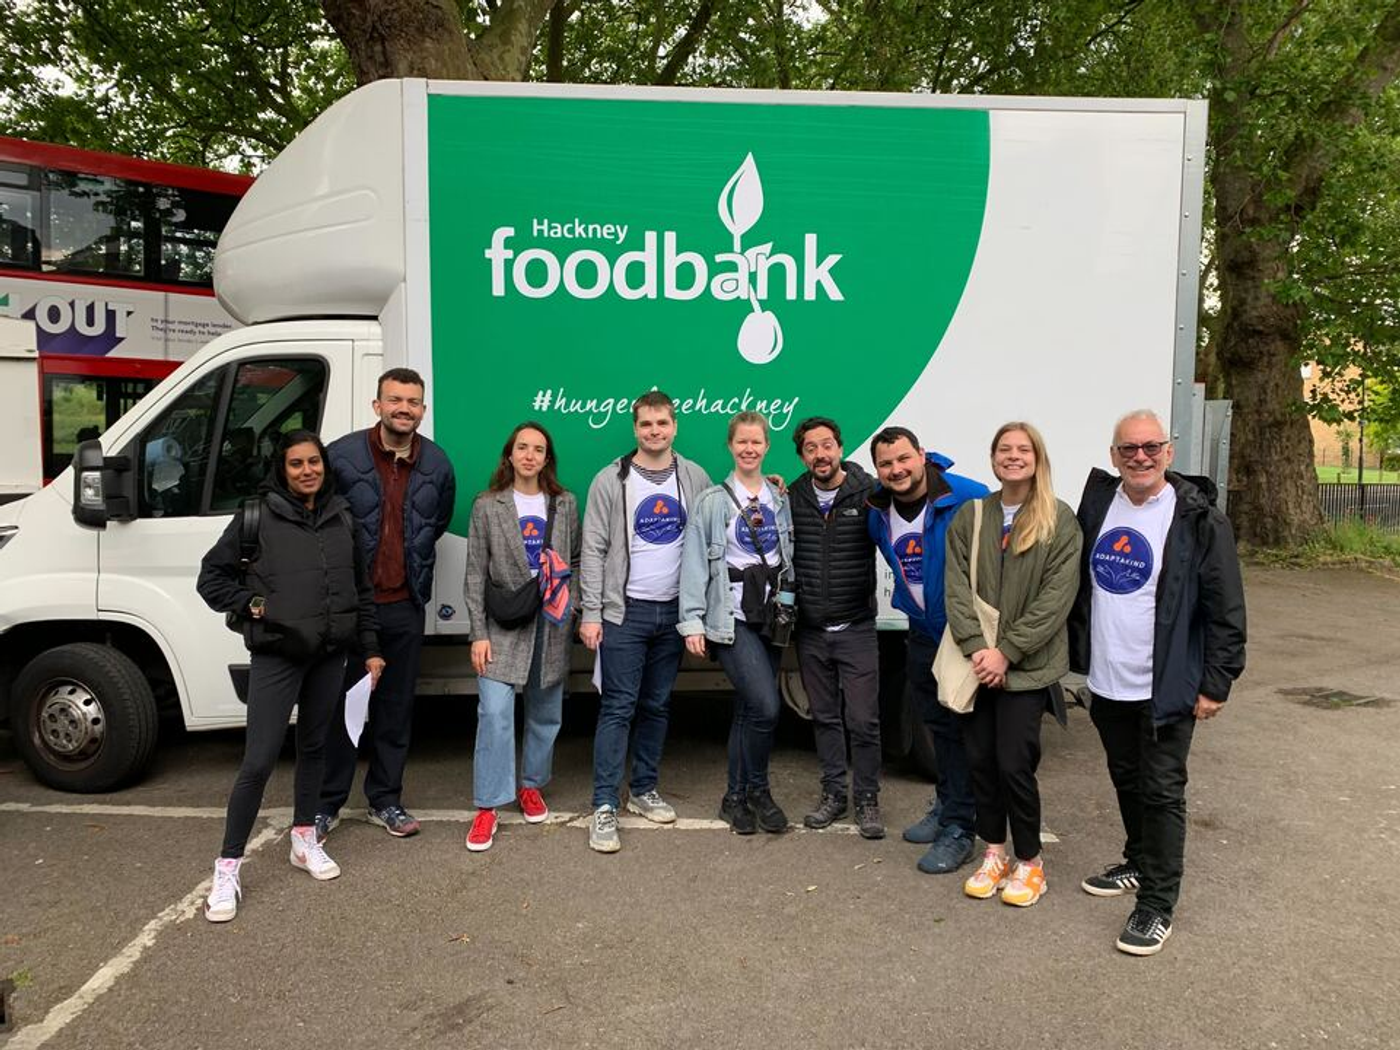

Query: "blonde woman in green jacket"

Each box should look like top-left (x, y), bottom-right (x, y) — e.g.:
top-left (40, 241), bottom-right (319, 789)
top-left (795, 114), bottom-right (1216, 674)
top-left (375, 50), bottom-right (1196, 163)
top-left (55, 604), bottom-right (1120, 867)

top-left (944, 422), bottom-right (1081, 908)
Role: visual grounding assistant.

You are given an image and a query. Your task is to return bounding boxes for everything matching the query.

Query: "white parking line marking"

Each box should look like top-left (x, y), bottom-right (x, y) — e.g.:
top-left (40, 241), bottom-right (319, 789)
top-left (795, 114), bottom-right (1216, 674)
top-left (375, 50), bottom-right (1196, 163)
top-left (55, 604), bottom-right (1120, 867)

top-left (4, 821), bottom-right (285, 1050)
top-left (0, 801), bottom-right (1059, 841)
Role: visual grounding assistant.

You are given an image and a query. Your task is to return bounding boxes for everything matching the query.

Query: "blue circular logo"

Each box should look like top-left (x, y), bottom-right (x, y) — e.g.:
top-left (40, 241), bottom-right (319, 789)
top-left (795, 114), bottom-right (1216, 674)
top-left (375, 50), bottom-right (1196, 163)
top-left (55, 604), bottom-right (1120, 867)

top-left (897, 534), bottom-right (924, 584)
top-left (519, 514), bottom-right (546, 570)
top-left (1091, 527), bottom-right (1153, 595)
top-left (735, 504), bottom-right (779, 555)
top-left (634, 494), bottom-right (686, 545)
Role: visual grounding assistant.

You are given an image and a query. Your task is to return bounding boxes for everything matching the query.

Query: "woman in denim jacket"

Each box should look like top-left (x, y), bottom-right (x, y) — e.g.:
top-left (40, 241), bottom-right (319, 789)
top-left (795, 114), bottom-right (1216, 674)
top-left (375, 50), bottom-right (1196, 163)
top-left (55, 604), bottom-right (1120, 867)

top-left (678, 412), bottom-right (795, 835)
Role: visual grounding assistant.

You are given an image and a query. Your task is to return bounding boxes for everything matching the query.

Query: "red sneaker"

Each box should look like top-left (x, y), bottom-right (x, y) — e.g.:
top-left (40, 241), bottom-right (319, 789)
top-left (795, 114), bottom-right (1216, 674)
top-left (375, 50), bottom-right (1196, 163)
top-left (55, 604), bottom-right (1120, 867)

top-left (518, 787), bottom-right (549, 824)
top-left (466, 809), bottom-right (497, 852)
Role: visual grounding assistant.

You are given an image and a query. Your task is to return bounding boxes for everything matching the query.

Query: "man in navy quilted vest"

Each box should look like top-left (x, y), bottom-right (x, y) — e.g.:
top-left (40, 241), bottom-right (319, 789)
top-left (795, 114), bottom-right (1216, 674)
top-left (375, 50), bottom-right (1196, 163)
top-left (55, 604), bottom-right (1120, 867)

top-left (317, 367), bottom-right (456, 840)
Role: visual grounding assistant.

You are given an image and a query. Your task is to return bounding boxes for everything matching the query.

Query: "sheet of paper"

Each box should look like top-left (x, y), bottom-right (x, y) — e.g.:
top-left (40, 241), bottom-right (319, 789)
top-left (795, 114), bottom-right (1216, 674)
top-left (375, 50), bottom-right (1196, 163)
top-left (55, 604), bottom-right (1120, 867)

top-left (344, 673), bottom-right (372, 747)
top-left (591, 652), bottom-right (603, 693)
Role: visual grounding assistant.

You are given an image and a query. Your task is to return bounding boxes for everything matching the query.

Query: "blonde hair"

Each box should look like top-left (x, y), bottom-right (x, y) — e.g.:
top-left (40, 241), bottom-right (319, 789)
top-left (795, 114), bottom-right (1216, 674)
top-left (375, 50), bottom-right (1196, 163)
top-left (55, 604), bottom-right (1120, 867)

top-left (991, 422), bottom-right (1057, 554)
top-left (727, 411), bottom-right (770, 444)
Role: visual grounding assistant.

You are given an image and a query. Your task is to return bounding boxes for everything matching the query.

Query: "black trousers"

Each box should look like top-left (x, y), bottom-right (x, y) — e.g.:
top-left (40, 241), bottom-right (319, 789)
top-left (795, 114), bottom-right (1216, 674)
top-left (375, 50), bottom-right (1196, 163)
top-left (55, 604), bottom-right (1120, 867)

top-left (220, 649), bottom-right (346, 858)
top-left (320, 600), bottom-right (424, 813)
top-left (905, 630), bottom-right (975, 834)
top-left (1089, 694), bottom-right (1196, 917)
top-left (960, 686), bottom-right (1049, 861)
top-left (796, 621), bottom-right (881, 799)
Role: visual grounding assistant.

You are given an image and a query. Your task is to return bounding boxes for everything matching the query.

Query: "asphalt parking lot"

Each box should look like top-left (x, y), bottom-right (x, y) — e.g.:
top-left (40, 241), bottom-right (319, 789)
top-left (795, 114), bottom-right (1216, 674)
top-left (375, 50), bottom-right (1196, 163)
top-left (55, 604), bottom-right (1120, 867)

top-left (2, 565), bottom-right (1399, 1050)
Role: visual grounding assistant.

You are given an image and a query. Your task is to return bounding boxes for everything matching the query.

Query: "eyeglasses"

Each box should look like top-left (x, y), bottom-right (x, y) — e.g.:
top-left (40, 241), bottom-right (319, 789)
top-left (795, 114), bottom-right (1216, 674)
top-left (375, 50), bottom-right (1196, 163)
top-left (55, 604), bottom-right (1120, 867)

top-left (1114, 441), bottom-right (1169, 459)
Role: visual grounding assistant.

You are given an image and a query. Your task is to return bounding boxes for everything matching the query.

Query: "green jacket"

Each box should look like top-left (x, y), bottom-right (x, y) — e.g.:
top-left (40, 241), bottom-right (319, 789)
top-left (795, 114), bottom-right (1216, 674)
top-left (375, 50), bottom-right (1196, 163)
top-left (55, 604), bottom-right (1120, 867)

top-left (943, 494), bottom-right (1082, 695)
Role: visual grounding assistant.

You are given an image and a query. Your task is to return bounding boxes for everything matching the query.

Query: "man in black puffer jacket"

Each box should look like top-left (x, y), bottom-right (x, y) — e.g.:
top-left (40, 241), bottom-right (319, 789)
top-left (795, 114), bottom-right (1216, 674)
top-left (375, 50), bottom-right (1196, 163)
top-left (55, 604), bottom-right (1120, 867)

top-left (788, 417), bottom-right (884, 839)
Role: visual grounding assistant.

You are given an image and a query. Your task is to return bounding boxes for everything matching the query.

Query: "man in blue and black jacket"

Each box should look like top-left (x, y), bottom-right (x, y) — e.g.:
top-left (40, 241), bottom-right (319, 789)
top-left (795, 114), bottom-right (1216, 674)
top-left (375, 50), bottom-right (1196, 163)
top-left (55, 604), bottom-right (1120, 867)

top-left (318, 367), bottom-right (456, 841)
top-left (867, 426), bottom-right (988, 875)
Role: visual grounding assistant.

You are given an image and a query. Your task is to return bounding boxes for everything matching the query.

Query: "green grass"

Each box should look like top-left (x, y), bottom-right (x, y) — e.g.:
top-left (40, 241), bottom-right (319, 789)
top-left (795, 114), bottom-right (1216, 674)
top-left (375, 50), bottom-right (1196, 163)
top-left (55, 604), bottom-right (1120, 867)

top-left (1247, 518), bottom-right (1400, 569)
top-left (1315, 466), bottom-right (1400, 484)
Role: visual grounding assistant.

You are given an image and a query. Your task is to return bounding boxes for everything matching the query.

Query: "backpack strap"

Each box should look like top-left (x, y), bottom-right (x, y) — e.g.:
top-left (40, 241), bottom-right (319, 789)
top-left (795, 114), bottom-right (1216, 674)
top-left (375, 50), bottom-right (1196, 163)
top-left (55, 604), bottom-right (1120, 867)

top-left (235, 497), bottom-right (261, 579)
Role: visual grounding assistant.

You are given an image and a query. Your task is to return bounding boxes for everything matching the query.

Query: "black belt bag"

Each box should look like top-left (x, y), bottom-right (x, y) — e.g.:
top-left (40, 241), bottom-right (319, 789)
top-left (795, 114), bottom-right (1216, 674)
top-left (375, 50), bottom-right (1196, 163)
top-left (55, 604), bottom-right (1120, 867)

top-left (485, 495), bottom-right (556, 630)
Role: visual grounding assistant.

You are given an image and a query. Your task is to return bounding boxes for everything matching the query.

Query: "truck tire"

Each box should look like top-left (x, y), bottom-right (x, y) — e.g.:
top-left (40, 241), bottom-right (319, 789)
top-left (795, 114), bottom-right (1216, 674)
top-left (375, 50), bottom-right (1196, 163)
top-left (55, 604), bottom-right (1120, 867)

top-left (9, 643), bottom-right (159, 793)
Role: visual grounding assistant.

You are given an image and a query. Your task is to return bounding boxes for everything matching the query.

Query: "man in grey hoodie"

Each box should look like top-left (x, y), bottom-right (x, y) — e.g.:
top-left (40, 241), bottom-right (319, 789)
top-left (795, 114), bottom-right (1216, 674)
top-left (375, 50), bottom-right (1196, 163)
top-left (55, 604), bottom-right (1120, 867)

top-left (579, 390), bottom-right (711, 853)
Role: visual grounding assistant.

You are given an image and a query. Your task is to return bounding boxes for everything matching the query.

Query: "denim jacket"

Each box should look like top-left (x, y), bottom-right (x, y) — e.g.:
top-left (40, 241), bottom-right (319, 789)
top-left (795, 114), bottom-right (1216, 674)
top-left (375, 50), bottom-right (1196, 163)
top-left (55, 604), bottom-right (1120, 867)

top-left (677, 476), bottom-right (794, 645)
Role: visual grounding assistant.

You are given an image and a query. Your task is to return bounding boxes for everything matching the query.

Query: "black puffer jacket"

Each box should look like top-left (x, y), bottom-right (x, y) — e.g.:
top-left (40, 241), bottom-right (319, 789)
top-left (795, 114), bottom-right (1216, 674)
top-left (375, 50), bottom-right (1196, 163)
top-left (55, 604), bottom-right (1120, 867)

top-left (789, 461), bottom-right (877, 628)
top-left (198, 469), bottom-right (380, 662)
top-left (1068, 469), bottom-right (1246, 724)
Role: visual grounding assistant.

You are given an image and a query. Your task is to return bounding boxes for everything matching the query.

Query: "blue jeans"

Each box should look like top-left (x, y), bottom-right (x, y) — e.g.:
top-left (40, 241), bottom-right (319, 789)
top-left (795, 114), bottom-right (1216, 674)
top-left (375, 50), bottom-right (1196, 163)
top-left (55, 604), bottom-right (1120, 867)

top-left (592, 598), bottom-right (685, 809)
top-left (715, 621), bottom-right (782, 794)
top-left (906, 628), bottom-right (976, 835)
top-left (473, 621), bottom-right (563, 809)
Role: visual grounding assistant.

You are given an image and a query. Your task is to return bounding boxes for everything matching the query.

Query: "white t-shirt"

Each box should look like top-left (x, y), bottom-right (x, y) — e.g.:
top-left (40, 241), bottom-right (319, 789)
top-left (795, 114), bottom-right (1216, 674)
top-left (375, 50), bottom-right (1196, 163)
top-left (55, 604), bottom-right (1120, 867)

top-left (1001, 502), bottom-right (1020, 553)
top-left (813, 482), bottom-right (849, 630)
top-left (626, 463), bottom-right (686, 600)
top-left (887, 503), bottom-right (926, 611)
top-left (1087, 484), bottom-right (1177, 701)
top-left (726, 480), bottom-right (779, 621)
top-left (512, 490), bottom-right (548, 577)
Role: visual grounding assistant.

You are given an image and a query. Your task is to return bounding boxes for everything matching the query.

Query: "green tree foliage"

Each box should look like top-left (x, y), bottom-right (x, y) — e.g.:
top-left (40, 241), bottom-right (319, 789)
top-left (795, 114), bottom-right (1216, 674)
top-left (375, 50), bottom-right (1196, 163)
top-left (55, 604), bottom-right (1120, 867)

top-left (0, 0), bottom-right (352, 170)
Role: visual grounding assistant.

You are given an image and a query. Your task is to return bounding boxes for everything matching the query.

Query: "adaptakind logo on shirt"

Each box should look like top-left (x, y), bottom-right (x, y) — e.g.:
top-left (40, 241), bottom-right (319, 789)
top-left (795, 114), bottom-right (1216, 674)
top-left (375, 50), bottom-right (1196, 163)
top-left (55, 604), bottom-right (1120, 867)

top-left (735, 504), bottom-right (779, 555)
top-left (1091, 527), bottom-right (1153, 594)
top-left (897, 535), bottom-right (924, 584)
top-left (635, 495), bottom-right (685, 545)
top-left (519, 515), bottom-right (546, 570)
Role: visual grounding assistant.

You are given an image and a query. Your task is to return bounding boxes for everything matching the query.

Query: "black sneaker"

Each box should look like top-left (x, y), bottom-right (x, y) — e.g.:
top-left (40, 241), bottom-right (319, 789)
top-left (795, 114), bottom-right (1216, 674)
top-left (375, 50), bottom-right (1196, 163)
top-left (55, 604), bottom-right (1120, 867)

top-left (854, 798), bottom-right (885, 840)
top-left (802, 792), bottom-right (848, 829)
top-left (747, 788), bottom-right (789, 834)
top-left (313, 812), bottom-right (340, 844)
top-left (1081, 862), bottom-right (1142, 897)
top-left (1116, 906), bottom-right (1173, 956)
top-left (720, 793), bottom-right (757, 835)
top-left (367, 804), bottom-right (421, 837)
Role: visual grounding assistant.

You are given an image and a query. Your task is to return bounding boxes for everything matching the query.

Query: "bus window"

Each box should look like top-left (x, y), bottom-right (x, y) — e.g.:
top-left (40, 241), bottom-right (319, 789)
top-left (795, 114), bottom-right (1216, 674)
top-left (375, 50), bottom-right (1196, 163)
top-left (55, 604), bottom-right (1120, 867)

top-left (43, 171), bottom-right (145, 279)
top-left (155, 186), bottom-right (238, 284)
top-left (0, 165), bottom-right (39, 268)
top-left (43, 373), bottom-right (158, 480)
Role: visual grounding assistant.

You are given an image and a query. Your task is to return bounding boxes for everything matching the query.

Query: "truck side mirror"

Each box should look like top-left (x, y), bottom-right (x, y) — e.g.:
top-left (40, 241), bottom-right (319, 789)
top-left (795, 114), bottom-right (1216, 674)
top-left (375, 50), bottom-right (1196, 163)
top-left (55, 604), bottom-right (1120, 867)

top-left (72, 440), bottom-right (134, 528)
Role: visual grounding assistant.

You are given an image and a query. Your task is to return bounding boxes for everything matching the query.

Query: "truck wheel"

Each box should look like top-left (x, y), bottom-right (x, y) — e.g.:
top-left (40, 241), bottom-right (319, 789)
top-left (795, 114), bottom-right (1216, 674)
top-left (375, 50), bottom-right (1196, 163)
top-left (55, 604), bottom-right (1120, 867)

top-left (9, 643), bottom-right (159, 793)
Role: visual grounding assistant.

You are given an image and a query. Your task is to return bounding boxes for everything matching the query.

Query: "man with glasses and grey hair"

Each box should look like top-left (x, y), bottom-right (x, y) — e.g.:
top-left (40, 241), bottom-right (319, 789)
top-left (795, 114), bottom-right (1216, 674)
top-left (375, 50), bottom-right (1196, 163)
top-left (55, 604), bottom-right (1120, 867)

top-left (1068, 409), bottom-right (1246, 955)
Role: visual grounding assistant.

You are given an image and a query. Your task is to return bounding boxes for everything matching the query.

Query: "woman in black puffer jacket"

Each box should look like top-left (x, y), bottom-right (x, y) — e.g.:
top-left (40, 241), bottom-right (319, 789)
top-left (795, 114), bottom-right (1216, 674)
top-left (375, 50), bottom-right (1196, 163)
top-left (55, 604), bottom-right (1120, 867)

top-left (196, 430), bottom-right (383, 923)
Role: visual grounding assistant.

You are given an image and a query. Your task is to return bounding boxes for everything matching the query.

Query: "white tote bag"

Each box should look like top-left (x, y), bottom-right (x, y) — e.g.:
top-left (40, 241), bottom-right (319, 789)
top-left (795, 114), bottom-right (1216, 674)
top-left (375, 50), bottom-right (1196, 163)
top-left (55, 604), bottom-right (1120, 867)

top-left (932, 500), bottom-right (1001, 714)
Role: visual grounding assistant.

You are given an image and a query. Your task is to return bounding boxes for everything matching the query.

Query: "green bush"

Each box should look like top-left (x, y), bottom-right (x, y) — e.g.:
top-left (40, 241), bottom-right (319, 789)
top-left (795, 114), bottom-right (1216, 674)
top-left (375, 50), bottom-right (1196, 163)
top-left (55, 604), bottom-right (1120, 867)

top-left (1247, 519), bottom-right (1400, 568)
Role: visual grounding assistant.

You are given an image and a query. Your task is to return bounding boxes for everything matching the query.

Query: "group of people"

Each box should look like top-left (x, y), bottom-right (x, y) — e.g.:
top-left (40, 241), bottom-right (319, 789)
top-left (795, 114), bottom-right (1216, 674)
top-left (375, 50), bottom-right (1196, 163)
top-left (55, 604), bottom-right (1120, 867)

top-left (196, 376), bottom-right (1246, 958)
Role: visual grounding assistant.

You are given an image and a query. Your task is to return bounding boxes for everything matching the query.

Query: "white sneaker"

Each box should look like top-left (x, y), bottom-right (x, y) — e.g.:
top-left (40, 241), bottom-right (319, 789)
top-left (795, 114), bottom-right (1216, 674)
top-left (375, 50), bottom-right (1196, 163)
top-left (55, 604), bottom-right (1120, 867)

top-left (205, 858), bottom-right (242, 923)
top-left (626, 790), bottom-right (677, 824)
top-left (289, 827), bottom-right (341, 880)
top-left (589, 805), bottom-right (621, 853)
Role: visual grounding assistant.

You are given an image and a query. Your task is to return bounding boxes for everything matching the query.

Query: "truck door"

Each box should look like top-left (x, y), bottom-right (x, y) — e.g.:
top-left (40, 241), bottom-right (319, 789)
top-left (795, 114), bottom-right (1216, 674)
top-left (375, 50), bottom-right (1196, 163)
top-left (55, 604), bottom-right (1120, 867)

top-left (97, 345), bottom-right (346, 725)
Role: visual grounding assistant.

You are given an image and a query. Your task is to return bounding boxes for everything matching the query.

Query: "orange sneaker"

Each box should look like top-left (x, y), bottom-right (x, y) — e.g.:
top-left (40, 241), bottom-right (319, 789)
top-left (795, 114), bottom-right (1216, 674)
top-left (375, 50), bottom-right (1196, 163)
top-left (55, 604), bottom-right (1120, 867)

top-left (1001, 860), bottom-right (1047, 907)
top-left (963, 849), bottom-right (1012, 899)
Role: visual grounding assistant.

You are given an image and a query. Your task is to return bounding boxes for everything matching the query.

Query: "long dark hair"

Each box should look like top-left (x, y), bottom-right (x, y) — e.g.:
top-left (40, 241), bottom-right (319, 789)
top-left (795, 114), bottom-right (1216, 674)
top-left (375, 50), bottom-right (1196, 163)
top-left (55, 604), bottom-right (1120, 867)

top-left (488, 421), bottom-right (563, 495)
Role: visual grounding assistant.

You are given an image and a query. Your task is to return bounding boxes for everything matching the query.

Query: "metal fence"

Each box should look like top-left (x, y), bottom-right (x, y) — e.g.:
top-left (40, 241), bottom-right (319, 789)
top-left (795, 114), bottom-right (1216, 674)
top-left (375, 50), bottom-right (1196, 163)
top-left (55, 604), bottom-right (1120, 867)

top-left (1317, 483), bottom-right (1400, 531)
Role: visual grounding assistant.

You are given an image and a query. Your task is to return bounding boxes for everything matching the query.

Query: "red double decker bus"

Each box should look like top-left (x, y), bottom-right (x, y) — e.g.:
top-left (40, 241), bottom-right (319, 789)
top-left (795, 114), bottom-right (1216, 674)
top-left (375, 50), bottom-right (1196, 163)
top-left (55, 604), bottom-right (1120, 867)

top-left (0, 137), bottom-right (254, 485)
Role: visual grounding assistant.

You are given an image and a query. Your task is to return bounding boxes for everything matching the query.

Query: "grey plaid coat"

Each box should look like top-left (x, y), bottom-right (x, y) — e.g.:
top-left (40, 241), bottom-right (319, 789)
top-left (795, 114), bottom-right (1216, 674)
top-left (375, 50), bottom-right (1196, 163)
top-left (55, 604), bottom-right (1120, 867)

top-left (464, 488), bottom-right (581, 688)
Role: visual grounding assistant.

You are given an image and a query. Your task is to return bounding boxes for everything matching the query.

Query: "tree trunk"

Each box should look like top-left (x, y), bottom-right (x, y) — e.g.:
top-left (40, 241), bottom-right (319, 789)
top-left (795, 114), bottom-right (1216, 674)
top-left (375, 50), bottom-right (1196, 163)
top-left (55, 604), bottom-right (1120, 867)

top-left (1213, 176), bottom-right (1326, 545)
top-left (323, 0), bottom-right (554, 84)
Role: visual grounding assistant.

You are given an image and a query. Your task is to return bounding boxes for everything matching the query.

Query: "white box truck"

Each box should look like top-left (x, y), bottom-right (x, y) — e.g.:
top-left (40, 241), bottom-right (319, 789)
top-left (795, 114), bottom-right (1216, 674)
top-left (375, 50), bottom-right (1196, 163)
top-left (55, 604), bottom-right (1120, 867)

top-left (0, 80), bottom-right (1206, 791)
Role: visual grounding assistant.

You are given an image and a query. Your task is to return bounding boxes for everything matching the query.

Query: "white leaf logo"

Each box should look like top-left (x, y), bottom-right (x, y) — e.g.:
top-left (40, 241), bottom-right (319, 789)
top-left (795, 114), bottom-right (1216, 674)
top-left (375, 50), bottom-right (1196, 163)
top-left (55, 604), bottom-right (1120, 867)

top-left (718, 153), bottom-right (764, 240)
top-left (737, 310), bottom-right (784, 364)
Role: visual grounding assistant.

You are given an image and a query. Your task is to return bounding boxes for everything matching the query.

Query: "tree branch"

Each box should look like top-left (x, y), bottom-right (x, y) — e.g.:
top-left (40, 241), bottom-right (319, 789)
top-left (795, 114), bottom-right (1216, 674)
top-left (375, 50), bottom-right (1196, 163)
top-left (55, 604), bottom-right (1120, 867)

top-left (470, 0), bottom-right (555, 80)
top-left (1262, 0), bottom-right (1312, 60)
top-left (655, 0), bottom-right (725, 86)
